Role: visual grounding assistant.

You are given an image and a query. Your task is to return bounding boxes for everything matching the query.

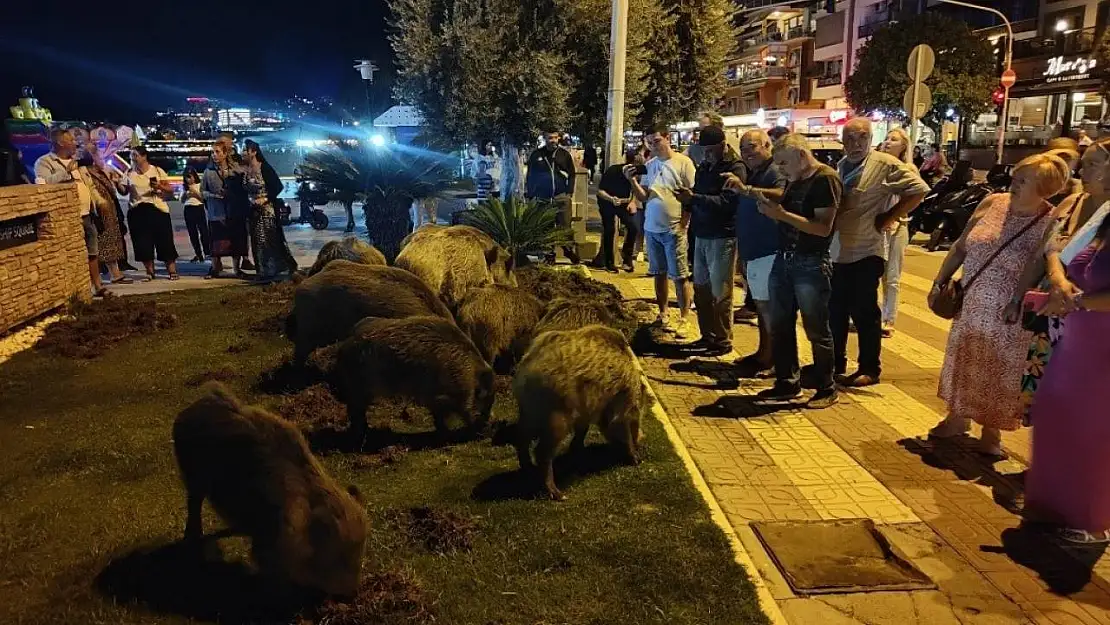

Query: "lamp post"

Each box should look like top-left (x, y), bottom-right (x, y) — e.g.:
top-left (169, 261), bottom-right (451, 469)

top-left (353, 60), bottom-right (379, 121)
top-left (604, 0), bottom-right (630, 169)
top-left (938, 0), bottom-right (1012, 164)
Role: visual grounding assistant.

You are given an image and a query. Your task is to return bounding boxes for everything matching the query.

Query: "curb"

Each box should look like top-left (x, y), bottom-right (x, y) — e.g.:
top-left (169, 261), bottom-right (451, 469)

top-left (633, 359), bottom-right (790, 625)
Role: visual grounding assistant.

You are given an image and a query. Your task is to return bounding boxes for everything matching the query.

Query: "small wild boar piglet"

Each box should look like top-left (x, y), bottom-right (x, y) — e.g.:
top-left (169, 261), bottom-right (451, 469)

top-left (335, 316), bottom-right (495, 444)
top-left (513, 324), bottom-right (650, 501)
top-left (173, 383), bottom-right (368, 597)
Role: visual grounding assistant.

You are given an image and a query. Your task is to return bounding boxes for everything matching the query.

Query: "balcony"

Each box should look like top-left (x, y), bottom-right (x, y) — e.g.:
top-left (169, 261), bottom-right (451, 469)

top-left (1012, 27), bottom-right (1096, 60)
top-left (785, 24), bottom-right (813, 41)
top-left (816, 74), bottom-right (843, 87)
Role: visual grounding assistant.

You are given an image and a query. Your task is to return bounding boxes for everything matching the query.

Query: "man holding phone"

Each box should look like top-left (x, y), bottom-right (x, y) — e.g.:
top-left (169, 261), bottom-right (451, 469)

top-left (625, 124), bottom-right (697, 337)
top-left (676, 125), bottom-right (745, 355)
top-left (749, 133), bottom-right (843, 408)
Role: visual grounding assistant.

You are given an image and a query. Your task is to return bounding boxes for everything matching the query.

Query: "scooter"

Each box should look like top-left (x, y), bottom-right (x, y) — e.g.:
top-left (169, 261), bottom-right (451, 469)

top-left (289, 183), bottom-right (331, 230)
top-left (908, 160), bottom-right (973, 240)
top-left (923, 164), bottom-right (1013, 251)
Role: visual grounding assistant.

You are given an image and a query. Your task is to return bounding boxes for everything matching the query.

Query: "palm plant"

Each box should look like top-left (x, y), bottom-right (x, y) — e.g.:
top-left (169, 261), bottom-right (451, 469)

top-left (460, 197), bottom-right (573, 263)
top-left (297, 141), bottom-right (455, 260)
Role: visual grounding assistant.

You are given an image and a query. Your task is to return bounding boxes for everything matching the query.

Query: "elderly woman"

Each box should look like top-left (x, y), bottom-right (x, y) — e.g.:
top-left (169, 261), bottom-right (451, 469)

top-left (1011, 139), bottom-right (1110, 423)
top-left (877, 128), bottom-right (915, 336)
top-left (203, 140), bottom-right (249, 279)
top-left (927, 153), bottom-right (1068, 457)
top-left (1024, 212), bottom-right (1110, 543)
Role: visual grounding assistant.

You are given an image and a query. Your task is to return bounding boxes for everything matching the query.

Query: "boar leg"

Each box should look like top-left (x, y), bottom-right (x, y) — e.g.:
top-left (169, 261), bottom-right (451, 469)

top-left (184, 490), bottom-right (204, 543)
top-left (621, 419), bottom-right (641, 465)
top-left (568, 419), bottom-right (589, 454)
top-left (536, 416), bottom-right (569, 501)
top-left (346, 399), bottom-right (369, 448)
top-left (515, 418), bottom-right (535, 470)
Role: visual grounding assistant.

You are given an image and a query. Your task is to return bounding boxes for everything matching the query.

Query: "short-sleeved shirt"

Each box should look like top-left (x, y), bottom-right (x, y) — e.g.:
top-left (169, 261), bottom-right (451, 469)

top-left (831, 151), bottom-right (929, 263)
top-left (736, 160), bottom-right (788, 261)
top-left (598, 164), bottom-right (633, 210)
top-left (642, 152), bottom-right (697, 234)
top-left (779, 164), bottom-right (843, 256)
top-left (127, 166), bottom-right (170, 213)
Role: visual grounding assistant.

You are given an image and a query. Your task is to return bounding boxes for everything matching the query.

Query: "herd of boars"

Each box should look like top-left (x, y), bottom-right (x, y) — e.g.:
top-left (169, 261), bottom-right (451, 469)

top-left (173, 227), bottom-right (652, 596)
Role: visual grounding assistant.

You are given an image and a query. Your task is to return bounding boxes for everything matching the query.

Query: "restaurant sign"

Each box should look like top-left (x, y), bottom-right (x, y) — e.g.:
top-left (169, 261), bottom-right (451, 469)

top-left (0, 214), bottom-right (39, 251)
top-left (1043, 56), bottom-right (1098, 83)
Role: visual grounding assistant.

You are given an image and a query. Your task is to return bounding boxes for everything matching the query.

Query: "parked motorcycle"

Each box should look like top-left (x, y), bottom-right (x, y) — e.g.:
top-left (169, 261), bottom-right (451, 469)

top-left (290, 182), bottom-right (331, 230)
top-left (908, 160), bottom-right (973, 240)
top-left (922, 164), bottom-right (1013, 252)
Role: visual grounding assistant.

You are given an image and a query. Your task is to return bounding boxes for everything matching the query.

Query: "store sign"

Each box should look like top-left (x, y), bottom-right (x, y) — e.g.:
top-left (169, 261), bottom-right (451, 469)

top-left (0, 214), bottom-right (38, 251)
top-left (1044, 56), bottom-right (1098, 83)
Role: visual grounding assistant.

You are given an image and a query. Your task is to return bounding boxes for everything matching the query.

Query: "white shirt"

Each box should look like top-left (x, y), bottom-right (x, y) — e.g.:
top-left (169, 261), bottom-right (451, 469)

top-left (127, 166), bottom-right (171, 213)
top-left (642, 152), bottom-right (696, 234)
top-left (183, 182), bottom-right (204, 206)
top-left (33, 154), bottom-right (92, 216)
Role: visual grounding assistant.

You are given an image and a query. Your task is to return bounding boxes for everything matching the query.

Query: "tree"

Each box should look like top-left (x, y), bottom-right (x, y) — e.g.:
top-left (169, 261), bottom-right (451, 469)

top-left (1096, 28), bottom-right (1110, 102)
top-left (845, 13), bottom-right (995, 132)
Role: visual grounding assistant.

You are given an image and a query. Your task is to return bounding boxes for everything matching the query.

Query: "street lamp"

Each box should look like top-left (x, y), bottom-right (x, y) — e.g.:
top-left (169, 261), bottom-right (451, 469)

top-left (353, 59), bottom-right (379, 122)
top-left (939, 0), bottom-right (1012, 164)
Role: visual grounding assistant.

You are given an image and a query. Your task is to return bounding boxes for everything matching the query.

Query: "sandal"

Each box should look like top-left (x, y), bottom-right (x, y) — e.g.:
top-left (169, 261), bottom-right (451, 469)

top-left (169, 274), bottom-right (180, 281)
top-left (114, 277), bottom-right (134, 285)
top-left (1058, 528), bottom-right (1110, 545)
top-left (93, 287), bottom-right (109, 297)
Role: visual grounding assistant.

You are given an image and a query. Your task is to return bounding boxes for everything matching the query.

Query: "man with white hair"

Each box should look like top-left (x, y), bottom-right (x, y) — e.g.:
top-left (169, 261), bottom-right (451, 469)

top-left (723, 129), bottom-right (787, 374)
top-left (828, 118), bottom-right (928, 387)
top-left (748, 133), bottom-right (843, 408)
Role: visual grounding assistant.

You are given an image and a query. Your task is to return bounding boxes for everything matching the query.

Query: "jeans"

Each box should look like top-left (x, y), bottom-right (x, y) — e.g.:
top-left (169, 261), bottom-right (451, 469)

top-left (882, 223), bottom-right (909, 325)
top-left (184, 204), bottom-right (211, 258)
top-left (830, 255), bottom-right (886, 377)
top-left (769, 252), bottom-right (835, 391)
top-left (634, 208), bottom-right (646, 255)
top-left (693, 237), bottom-right (737, 347)
top-left (599, 200), bottom-right (638, 267)
top-left (645, 230), bottom-right (690, 280)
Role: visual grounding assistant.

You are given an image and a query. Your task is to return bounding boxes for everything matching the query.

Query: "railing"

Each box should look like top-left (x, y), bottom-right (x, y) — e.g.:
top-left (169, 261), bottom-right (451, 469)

top-left (816, 74), bottom-right (842, 87)
top-left (786, 25), bottom-right (812, 39)
top-left (739, 65), bottom-right (792, 83)
top-left (858, 19), bottom-right (888, 38)
top-left (1012, 27), bottom-right (1097, 60)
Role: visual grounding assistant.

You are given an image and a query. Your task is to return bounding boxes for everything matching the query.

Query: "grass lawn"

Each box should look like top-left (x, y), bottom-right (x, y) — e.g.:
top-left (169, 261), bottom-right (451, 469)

top-left (0, 284), bottom-right (768, 625)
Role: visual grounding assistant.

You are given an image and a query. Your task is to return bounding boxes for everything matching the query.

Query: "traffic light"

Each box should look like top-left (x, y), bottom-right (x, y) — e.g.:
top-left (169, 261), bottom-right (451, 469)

top-left (992, 87), bottom-right (1005, 116)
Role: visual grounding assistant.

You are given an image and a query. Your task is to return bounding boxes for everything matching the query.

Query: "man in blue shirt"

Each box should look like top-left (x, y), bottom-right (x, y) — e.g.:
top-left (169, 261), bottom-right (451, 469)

top-left (723, 129), bottom-right (787, 374)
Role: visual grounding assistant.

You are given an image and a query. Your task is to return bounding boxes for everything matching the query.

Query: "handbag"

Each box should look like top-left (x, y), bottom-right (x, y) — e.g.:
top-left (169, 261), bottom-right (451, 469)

top-left (930, 208), bottom-right (1051, 320)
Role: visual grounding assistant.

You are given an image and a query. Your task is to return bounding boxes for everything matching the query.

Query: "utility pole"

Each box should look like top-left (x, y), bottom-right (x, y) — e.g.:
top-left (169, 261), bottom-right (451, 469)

top-left (604, 0), bottom-right (629, 169)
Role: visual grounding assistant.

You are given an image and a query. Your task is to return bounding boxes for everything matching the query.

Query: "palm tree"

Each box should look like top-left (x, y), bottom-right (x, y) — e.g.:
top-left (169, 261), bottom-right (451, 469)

top-left (460, 197), bottom-right (572, 264)
top-left (297, 140), bottom-right (455, 261)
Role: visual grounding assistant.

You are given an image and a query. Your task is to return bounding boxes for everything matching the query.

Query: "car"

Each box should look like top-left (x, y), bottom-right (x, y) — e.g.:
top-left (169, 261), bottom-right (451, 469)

top-left (802, 136), bottom-right (844, 166)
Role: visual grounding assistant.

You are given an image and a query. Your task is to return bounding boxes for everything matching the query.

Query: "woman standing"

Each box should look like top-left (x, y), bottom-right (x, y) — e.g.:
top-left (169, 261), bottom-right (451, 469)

top-left (1011, 140), bottom-right (1110, 422)
top-left (118, 146), bottom-right (179, 280)
top-left (243, 140), bottom-right (296, 280)
top-left (928, 154), bottom-right (1068, 457)
top-left (79, 143), bottom-right (131, 284)
top-left (1024, 213), bottom-right (1110, 543)
top-left (202, 142), bottom-right (248, 279)
top-left (181, 167), bottom-right (210, 263)
top-left (878, 128), bottom-right (915, 337)
top-left (920, 143), bottom-right (950, 182)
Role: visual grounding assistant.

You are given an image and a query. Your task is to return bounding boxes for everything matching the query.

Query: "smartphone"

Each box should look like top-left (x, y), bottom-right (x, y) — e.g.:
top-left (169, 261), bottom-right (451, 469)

top-left (634, 164), bottom-right (647, 176)
top-left (1022, 290), bottom-right (1050, 311)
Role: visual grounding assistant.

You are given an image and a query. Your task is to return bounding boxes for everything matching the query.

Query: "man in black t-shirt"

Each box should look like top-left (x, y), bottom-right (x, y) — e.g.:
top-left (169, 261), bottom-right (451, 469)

top-left (595, 149), bottom-right (642, 272)
top-left (750, 133), bottom-right (843, 409)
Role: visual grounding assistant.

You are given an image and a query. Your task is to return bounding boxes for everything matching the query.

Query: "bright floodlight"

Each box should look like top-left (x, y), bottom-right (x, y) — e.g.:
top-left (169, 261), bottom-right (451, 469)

top-left (353, 121), bottom-right (360, 126)
top-left (371, 134), bottom-right (386, 147)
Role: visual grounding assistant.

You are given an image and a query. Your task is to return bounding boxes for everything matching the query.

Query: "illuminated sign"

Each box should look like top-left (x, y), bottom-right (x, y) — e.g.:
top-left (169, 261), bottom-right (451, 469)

top-left (827, 109), bottom-right (850, 123)
top-left (1044, 56), bottom-right (1098, 83)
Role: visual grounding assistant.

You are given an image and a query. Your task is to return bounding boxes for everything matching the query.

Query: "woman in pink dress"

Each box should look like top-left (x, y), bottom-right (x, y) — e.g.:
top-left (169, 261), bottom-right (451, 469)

top-left (928, 154), bottom-right (1069, 456)
top-left (1025, 215), bottom-right (1110, 543)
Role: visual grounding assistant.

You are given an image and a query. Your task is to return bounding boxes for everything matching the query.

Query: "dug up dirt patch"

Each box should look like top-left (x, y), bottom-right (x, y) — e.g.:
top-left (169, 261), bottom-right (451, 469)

top-left (300, 569), bottom-right (436, 625)
top-left (390, 506), bottom-right (478, 555)
top-left (35, 295), bottom-right (178, 359)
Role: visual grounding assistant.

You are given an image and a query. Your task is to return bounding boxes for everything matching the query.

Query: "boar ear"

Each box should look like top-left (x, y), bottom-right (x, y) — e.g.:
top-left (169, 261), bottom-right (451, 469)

top-left (504, 251), bottom-right (516, 273)
top-left (484, 246), bottom-right (499, 267)
top-left (347, 484), bottom-right (365, 504)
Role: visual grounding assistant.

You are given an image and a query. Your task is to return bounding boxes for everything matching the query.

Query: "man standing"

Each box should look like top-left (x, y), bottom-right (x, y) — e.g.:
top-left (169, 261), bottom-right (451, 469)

top-left (723, 129), bottom-right (788, 374)
top-left (677, 126), bottom-right (745, 355)
top-left (595, 149), bottom-right (643, 273)
top-left (687, 111), bottom-right (739, 165)
top-left (830, 118), bottom-right (929, 387)
top-left (752, 133), bottom-right (842, 408)
top-left (526, 130), bottom-right (580, 264)
top-left (35, 129), bottom-right (105, 296)
top-left (625, 124), bottom-right (697, 338)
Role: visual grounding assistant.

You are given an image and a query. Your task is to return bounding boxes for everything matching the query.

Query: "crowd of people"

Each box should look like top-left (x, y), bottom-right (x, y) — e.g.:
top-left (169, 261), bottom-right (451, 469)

top-left (26, 129), bottom-right (297, 291)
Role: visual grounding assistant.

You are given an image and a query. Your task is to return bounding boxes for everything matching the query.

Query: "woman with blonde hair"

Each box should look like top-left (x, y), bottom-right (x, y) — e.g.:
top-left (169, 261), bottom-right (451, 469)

top-left (928, 153), bottom-right (1068, 456)
top-left (878, 128), bottom-right (914, 335)
top-left (1010, 138), bottom-right (1110, 423)
top-left (1045, 136), bottom-right (1083, 203)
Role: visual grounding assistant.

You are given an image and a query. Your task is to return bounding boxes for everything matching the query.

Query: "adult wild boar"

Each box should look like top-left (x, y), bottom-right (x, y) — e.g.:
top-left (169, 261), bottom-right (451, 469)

top-left (455, 284), bottom-right (545, 373)
top-left (308, 237), bottom-right (387, 276)
top-left (395, 225), bottom-right (516, 309)
top-left (513, 325), bottom-right (649, 500)
top-left (173, 383), bottom-right (368, 596)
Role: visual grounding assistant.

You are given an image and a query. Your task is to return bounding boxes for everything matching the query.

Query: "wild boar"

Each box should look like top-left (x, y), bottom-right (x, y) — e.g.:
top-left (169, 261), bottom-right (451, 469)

top-left (394, 225), bottom-right (516, 309)
top-left (308, 238), bottom-right (387, 276)
top-left (455, 284), bottom-right (545, 373)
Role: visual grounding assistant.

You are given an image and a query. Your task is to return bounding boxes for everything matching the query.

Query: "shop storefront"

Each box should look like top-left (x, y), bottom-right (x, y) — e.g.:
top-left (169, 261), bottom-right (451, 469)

top-left (967, 52), bottom-right (1108, 150)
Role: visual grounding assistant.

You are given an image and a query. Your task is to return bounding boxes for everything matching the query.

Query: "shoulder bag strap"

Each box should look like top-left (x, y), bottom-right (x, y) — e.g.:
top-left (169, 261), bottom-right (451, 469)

top-left (962, 206), bottom-right (1051, 291)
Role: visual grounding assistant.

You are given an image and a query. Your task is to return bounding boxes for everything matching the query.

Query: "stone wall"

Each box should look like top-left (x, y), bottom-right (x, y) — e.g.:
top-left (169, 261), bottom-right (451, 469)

top-left (0, 183), bottom-right (90, 333)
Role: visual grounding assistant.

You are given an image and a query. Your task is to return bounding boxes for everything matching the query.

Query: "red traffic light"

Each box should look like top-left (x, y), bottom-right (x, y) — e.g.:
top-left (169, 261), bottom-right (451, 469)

top-left (992, 88), bottom-right (1005, 105)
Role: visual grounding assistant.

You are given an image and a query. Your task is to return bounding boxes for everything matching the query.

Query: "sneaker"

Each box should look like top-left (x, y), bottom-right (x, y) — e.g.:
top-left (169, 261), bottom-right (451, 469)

top-left (606, 266), bottom-right (620, 274)
top-left (734, 307), bottom-right (758, 322)
top-left (621, 262), bottom-right (635, 273)
top-left (756, 382), bottom-right (803, 401)
top-left (241, 260), bottom-right (256, 271)
top-left (672, 317), bottom-right (691, 340)
top-left (835, 371), bottom-right (881, 388)
top-left (653, 314), bottom-right (673, 332)
top-left (807, 388), bottom-right (840, 409)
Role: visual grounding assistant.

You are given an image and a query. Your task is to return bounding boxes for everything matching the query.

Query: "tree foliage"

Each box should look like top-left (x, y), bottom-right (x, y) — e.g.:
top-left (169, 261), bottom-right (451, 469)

top-left (1096, 28), bottom-right (1110, 99)
top-left (845, 13), bottom-right (995, 129)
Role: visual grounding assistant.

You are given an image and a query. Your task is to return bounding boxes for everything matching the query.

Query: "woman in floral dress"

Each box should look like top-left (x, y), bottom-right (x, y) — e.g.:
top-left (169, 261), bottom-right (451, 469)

top-left (243, 140), bottom-right (296, 281)
top-left (927, 154), bottom-right (1068, 456)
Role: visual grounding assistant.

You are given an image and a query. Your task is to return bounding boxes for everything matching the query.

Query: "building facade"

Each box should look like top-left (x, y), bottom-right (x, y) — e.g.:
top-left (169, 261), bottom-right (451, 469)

top-left (719, 6), bottom-right (816, 115)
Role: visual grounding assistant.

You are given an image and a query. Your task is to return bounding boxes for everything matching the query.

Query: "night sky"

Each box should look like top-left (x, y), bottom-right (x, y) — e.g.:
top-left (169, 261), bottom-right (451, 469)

top-left (2, 0), bottom-right (396, 123)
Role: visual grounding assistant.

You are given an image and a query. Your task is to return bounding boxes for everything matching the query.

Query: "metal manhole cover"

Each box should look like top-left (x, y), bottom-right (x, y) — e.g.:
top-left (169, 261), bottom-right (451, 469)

top-left (752, 519), bottom-right (935, 595)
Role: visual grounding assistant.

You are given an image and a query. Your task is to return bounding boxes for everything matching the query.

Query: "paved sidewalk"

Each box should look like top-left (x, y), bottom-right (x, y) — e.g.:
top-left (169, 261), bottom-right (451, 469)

top-left (593, 247), bottom-right (1110, 625)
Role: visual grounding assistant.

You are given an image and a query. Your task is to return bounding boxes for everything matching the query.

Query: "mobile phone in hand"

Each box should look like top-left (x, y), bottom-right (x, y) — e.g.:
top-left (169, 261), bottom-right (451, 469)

top-left (1022, 290), bottom-right (1050, 311)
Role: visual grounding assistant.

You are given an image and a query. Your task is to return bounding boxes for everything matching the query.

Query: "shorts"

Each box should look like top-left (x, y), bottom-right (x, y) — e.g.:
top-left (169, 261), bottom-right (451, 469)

top-left (744, 253), bottom-right (776, 301)
top-left (81, 214), bottom-right (98, 257)
top-left (645, 229), bottom-right (690, 280)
